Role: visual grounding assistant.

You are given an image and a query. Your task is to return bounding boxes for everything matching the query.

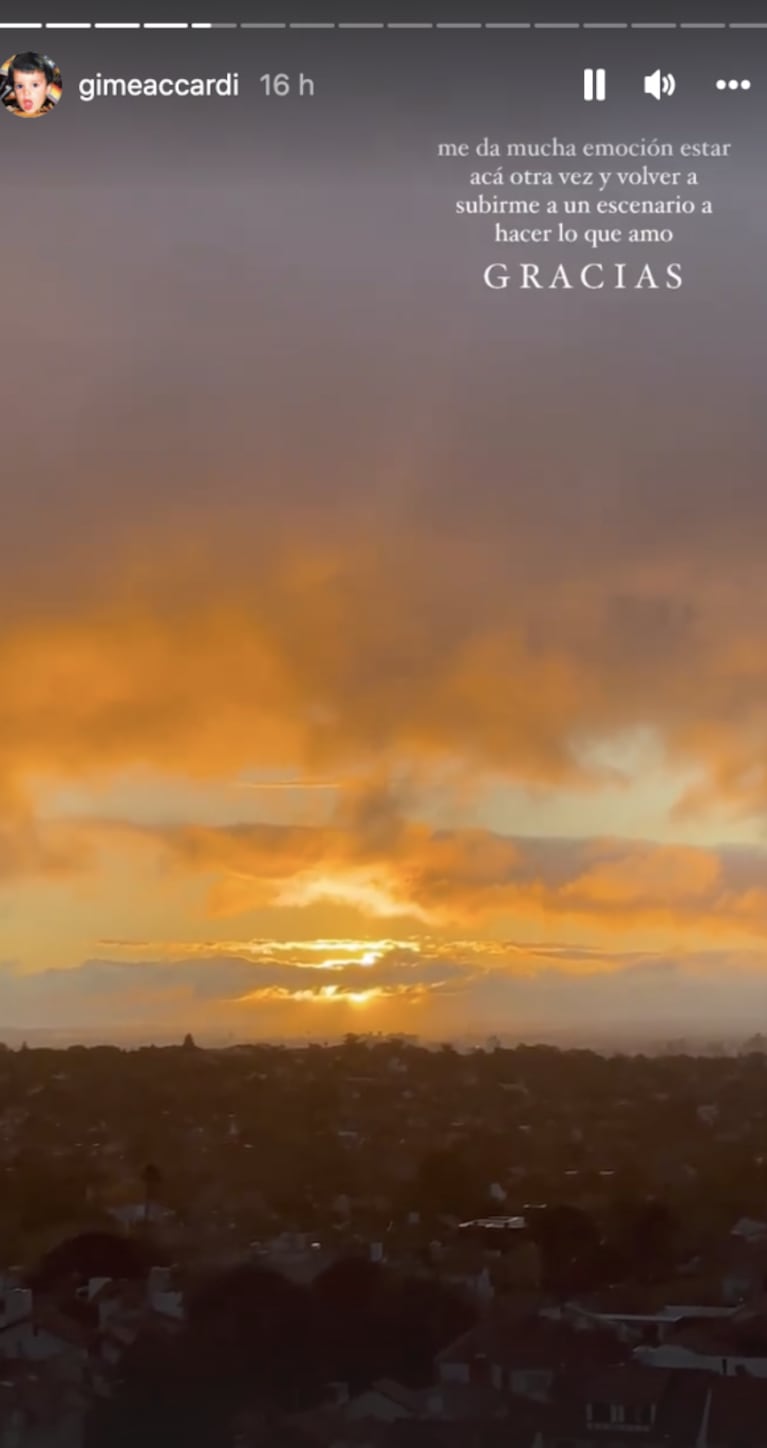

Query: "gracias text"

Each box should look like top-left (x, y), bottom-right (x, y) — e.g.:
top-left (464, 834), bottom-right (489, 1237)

top-left (484, 261), bottom-right (683, 290)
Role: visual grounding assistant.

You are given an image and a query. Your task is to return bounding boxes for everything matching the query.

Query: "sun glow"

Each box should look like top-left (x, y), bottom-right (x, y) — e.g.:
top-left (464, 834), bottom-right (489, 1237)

top-left (316, 947), bottom-right (384, 970)
top-left (237, 982), bottom-right (382, 1007)
top-left (276, 871), bottom-right (433, 922)
top-left (316, 983), bottom-right (381, 1005)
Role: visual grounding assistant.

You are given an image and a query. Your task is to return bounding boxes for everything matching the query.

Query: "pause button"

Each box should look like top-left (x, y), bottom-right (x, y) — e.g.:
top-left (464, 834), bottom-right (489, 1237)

top-left (584, 68), bottom-right (606, 101)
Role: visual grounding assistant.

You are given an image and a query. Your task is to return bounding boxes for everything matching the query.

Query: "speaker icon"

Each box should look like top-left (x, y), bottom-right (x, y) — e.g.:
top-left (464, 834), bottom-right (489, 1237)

top-left (644, 69), bottom-right (676, 99)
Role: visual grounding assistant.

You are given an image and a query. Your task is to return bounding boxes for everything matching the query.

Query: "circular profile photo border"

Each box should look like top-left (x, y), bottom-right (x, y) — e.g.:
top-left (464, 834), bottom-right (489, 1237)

top-left (1, 49), bottom-right (62, 117)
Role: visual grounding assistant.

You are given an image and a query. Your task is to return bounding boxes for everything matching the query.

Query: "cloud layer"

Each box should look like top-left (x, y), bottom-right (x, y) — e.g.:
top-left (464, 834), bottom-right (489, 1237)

top-left (2, 512), bottom-right (767, 820)
top-left (2, 118), bottom-right (767, 1035)
top-left (6, 789), bottom-right (767, 943)
top-left (1, 941), bottom-right (765, 1039)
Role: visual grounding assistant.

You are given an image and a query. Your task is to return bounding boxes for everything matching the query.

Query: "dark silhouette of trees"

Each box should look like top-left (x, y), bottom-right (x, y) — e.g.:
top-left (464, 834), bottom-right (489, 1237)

top-left (313, 1254), bottom-right (385, 1317)
top-left (527, 1205), bottom-right (602, 1295)
top-left (85, 1334), bottom-right (228, 1448)
top-left (605, 1199), bottom-right (680, 1283)
top-left (378, 1272), bottom-right (475, 1386)
top-left (412, 1148), bottom-right (476, 1222)
top-left (86, 1257), bottom-right (476, 1444)
top-left (186, 1264), bottom-right (325, 1413)
top-left (311, 1254), bottom-right (475, 1390)
top-left (141, 1162), bottom-right (163, 1223)
top-left (312, 1256), bottom-right (390, 1390)
top-left (31, 1230), bottom-right (161, 1290)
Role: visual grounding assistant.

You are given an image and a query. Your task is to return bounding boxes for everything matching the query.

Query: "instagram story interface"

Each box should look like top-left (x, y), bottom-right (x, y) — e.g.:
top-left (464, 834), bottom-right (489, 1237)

top-left (3, 8), bottom-right (767, 1443)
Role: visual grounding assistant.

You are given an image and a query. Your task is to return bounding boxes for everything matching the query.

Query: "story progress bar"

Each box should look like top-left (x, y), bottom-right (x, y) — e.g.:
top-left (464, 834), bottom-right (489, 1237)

top-left (1, 19), bottom-right (767, 29)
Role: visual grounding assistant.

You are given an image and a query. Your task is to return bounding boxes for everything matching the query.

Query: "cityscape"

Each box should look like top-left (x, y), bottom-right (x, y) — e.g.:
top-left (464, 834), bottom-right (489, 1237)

top-left (0, 1035), bottom-right (760, 1443)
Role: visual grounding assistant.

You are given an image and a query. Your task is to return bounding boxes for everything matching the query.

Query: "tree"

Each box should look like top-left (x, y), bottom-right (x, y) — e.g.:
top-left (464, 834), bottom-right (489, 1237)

top-left (85, 1333), bottom-right (227, 1448)
top-left (186, 1264), bottom-right (324, 1413)
top-left (141, 1162), bottom-right (163, 1224)
top-left (527, 1205), bottom-right (602, 1295)
top-left (312, 1255), bottom-right (394, 1390)
top-left (379, 1274), bottom-right (475, 1386)
top-left (32, 1230), bottom-right (159, 1290)
top-left (312, 1256), bottom-right (475, 1390)
top-left (412, 1148), bottom-right (476, 1222)
top-left (606, 1199), bottom-right (679, 1284)
top-left (313, 1254), bottom-right (385, 1317)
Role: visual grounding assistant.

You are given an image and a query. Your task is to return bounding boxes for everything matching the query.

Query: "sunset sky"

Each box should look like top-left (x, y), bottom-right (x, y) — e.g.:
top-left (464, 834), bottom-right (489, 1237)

top-left (2, 17), bottom-right (767, 1040)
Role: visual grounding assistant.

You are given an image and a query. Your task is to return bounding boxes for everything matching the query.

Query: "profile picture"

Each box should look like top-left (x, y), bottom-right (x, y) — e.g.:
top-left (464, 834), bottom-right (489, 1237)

top-left (1, 51), bottom-right (62, 117)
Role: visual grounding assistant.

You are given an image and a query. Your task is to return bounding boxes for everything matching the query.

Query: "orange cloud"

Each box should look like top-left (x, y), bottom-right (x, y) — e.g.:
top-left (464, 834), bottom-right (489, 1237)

top-left (0, 813), bottom-right (94, 883)
top-left (59, 800), bottom-right (767, 942)
top-left (560, 841), bottom-right (722, 911)
top-left (0, 523), bottom-right (758, 816)
top-left (5, 747), bottom-right (767, 942)
top-left (2, 941), bottom-right (767, 1038)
